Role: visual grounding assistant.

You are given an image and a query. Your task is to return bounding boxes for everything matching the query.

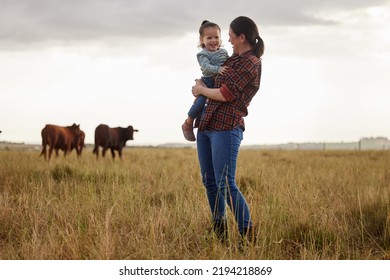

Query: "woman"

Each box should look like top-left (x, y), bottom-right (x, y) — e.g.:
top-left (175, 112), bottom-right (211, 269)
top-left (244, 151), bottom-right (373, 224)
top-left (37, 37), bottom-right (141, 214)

top-left (191, 16), bottom-right (264, 243)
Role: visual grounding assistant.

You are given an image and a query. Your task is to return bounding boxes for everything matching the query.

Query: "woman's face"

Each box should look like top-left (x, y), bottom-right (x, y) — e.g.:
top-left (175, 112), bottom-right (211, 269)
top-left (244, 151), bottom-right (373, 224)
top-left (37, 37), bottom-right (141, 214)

top-left (228, 27), bottom-right (240, 54)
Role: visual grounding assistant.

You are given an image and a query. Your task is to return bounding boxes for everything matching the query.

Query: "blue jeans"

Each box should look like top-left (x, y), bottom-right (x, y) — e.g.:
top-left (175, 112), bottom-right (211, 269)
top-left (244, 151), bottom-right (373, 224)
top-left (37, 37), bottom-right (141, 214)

top-left (188, 76), bottom-right (214, 119)
top-left (196, 128), bottom-right (252, 234)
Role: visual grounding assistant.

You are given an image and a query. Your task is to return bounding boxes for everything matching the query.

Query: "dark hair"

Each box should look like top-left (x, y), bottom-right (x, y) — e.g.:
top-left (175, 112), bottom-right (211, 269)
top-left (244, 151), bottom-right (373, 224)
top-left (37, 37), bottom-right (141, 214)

top-left (230, 16), bottom-right (264, 58)
top-left (198, 20), bottom-right (221, 49)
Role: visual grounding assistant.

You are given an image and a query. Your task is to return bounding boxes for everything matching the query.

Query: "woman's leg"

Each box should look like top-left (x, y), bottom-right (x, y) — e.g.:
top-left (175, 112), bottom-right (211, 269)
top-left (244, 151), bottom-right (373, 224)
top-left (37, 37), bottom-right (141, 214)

top-left (208, 128), bottom-right (252, 234)
top-left (196, 131), bottom-right (226, 222)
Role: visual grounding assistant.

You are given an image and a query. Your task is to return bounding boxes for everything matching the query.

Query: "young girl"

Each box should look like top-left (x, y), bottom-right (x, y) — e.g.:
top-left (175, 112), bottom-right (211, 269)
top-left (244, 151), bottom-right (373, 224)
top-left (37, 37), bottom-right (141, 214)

top-left (181, 20), bottom-right (229, 141)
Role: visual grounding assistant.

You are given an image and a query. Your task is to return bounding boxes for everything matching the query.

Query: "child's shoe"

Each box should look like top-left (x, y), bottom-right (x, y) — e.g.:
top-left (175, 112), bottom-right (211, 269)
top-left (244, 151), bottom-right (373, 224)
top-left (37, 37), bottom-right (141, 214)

top-left (181, 121), bottom-right (196, 142)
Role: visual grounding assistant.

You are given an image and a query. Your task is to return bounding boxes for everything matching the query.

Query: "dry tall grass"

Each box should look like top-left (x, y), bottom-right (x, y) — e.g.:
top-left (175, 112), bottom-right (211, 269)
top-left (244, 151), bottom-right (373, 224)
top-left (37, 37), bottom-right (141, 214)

top-left (0, 148), bottom-right (389, 259)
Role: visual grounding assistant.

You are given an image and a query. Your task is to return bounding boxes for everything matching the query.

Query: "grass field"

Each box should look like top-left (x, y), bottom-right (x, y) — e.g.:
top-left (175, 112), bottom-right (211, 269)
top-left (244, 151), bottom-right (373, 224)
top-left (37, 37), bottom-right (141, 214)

top-left (0, 147), bottom-right (389, 259)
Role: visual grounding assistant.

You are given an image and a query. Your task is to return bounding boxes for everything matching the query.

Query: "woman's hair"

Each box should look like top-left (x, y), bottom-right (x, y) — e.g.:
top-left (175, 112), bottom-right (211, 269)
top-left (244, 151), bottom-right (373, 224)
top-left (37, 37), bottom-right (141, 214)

top-left (230, 16), bottom-right (264, 58)
top-left (198, 20), bottom-right (221, 49)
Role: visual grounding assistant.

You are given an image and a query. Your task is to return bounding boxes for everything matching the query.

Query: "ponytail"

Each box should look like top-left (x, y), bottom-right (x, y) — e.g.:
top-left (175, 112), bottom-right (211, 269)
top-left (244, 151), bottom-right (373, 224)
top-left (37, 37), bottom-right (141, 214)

top-left (253, 35), bottom-right (264, 58)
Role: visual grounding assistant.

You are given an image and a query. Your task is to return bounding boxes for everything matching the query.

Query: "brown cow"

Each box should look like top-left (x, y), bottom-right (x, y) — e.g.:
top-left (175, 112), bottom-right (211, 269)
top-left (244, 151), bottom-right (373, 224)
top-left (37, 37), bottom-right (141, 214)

top-left (40, 123), bottom-right (84, 160)
top-left (93, 124), bottom-right (138, 159)
top-left (75, 130), bottom-right (85, 156)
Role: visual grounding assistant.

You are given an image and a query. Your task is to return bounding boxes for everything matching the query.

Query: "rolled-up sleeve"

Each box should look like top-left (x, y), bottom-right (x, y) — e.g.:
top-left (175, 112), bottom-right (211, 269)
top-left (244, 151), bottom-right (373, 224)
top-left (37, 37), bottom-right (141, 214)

top-left (220, 84), bottom-right (235, 101)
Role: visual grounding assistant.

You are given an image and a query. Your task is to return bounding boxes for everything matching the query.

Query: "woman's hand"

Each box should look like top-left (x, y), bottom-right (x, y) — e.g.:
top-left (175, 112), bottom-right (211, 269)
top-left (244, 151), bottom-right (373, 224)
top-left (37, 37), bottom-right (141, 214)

top-left (192, 79), bottom-right (205, 97)
top-left (219, 66), bottom-right (229, 75)
top-left (191, 79), bottom-right (227, 102)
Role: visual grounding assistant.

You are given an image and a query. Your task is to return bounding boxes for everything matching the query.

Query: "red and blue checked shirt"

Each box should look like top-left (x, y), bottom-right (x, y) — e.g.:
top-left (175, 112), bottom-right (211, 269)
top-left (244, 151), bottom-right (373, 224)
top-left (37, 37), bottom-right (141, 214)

top-left (195, 50), bottom-right (262, 132)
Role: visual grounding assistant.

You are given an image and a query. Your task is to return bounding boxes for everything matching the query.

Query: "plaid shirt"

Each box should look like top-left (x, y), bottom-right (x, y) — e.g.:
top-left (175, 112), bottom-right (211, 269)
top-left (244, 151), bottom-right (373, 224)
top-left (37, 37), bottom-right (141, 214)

top-left (195, 50), bottom-right (262, 132)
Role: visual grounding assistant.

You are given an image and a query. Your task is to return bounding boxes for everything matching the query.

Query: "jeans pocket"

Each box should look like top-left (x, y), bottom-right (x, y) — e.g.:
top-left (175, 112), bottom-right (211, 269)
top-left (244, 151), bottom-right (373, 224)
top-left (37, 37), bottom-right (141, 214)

top-left (232, 127), bottom-right (244, 142)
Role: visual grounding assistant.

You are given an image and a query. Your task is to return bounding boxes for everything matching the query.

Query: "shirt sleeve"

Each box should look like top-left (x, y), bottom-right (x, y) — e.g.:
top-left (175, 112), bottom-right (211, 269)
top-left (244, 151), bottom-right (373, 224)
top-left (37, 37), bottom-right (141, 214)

top-left (197, 52), bottom-right (222, 75)
top-left (220, 59), bottom-right (256, 101)
top-left (220, 84), bottom-right (235, 101)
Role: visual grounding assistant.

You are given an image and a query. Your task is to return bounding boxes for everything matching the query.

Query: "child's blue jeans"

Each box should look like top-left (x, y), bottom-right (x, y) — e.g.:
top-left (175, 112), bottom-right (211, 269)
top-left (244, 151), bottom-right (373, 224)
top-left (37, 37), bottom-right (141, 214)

top-left (187, 76), bottom-right (214, 119)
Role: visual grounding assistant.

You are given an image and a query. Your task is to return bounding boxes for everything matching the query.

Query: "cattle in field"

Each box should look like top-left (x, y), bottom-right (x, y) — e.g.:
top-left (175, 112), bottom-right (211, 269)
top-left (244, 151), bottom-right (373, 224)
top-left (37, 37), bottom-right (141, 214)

top-left (40, 123), bottom-right (84, 160)
top-left (93, 124), bottom-right (138, 159)
top-left (75, 130), bottom-right (85, 156)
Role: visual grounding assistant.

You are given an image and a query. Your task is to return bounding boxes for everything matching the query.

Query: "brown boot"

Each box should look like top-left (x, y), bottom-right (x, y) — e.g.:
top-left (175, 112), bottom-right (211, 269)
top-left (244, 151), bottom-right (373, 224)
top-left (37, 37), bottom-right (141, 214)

top-left (242, 227), bottom-right (256, 244)
top-left (212, 220), bottom-right (228, 243)
top-left (239, 227), bottom-right (256, 251)
top-left (181, 120), bottom-right (196, 142)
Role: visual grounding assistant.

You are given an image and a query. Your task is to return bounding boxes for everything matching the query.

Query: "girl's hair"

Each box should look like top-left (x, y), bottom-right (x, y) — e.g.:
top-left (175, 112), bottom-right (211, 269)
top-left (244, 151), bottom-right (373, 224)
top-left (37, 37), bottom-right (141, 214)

top-left (198, 20), bottom-right (221, 49)
top-left (230, 16), bottom-right (264, 58)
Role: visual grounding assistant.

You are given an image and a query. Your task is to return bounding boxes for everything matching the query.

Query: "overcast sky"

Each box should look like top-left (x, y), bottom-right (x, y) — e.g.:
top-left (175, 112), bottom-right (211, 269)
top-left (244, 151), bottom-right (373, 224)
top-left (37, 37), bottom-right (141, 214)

top-left (1, 0), bottom-right (389, 146)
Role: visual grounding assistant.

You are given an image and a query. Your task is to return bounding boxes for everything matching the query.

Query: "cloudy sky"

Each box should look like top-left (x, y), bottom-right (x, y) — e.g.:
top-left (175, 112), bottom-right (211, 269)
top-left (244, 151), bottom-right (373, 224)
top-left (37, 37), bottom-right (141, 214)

top-left (1, 0), bottom-right (389, 146)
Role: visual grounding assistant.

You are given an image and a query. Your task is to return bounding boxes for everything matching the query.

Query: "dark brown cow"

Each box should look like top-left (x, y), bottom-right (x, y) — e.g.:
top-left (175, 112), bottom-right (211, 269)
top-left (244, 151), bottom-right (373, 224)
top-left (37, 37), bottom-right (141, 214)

top-left (40, 123), bottom-right (84, 160)
top-left (93, 124), bottom-right (138, 159)
top-left (74, 130), bottom-right (85, 156)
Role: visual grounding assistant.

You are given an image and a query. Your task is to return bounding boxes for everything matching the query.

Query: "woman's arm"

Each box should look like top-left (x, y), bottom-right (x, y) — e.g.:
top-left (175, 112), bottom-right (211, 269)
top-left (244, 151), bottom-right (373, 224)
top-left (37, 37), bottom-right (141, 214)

top-left (191, 79), bottom-right (227, 102)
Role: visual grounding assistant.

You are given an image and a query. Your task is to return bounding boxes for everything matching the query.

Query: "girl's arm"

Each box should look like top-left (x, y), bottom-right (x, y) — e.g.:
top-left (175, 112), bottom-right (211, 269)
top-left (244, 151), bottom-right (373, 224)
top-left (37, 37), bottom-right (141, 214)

top-left (198, 53), bottom-right (222, 75)
top-left (197, 49), bottom-right (228, 75)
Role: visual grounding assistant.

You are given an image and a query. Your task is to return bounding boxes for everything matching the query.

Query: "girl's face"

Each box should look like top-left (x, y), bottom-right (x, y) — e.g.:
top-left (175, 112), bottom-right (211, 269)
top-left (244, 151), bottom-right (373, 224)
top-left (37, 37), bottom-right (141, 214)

top-left (200, 27), bottom-right (221, 51)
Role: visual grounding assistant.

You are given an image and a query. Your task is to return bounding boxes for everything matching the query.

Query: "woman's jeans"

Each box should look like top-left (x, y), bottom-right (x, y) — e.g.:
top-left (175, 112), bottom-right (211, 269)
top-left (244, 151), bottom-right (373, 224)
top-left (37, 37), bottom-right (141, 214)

top-left (188, 76), bottom-right (214, 120)
top-left (196, 128), bottom-right (252, 234)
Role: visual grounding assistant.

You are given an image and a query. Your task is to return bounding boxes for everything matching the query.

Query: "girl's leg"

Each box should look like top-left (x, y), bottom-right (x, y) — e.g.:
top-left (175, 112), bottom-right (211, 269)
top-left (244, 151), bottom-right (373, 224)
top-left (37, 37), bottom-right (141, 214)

top-left (187, 95), bottom-right (207, 121)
